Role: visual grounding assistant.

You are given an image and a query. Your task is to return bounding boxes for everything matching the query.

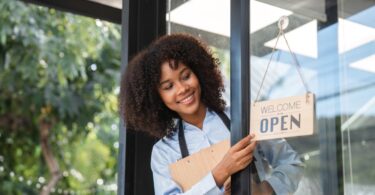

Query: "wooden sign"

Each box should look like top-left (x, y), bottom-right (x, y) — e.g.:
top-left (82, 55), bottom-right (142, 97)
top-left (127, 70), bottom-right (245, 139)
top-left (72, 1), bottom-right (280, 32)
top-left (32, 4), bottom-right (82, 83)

top-left (250, 93), bottom-right (315, 140)
top-left (169, 140), bottom-right (230, 192)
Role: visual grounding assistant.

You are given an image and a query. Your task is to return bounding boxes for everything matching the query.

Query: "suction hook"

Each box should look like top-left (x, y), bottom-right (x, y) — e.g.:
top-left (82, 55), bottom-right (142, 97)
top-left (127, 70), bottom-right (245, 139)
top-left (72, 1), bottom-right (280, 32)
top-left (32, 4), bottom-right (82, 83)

top-left (278, 16), bottom-right (289, 31)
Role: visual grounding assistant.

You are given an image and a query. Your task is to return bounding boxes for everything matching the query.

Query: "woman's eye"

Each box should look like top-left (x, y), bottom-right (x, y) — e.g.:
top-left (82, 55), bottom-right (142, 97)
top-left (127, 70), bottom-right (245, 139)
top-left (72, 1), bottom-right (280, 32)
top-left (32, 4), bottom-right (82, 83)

top-left (182, 72), bottom-right (191, 80)
top-left (163, 83), bottom-right (173, 90)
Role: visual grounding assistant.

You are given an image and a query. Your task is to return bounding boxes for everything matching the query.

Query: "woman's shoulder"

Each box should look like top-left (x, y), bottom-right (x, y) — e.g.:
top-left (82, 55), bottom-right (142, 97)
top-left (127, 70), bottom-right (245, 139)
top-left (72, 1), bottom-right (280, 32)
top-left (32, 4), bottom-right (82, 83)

top-left (152, 132), bottom-right (179, 154)
top-left (151, 133), bottom-right (180, 165)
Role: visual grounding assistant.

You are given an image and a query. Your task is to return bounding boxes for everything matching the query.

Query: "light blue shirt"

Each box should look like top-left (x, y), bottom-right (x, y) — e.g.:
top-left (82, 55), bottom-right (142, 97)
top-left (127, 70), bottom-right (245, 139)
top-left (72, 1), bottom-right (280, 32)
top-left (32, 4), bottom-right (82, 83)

top-left (151, 108), bottom-right (304, 195)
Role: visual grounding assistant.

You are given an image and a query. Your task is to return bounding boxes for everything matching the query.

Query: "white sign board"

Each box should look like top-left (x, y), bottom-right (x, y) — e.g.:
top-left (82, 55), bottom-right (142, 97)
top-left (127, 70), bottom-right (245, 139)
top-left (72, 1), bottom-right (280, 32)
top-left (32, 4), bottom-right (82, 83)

top-left (250, 93), bottom-right (315, 140)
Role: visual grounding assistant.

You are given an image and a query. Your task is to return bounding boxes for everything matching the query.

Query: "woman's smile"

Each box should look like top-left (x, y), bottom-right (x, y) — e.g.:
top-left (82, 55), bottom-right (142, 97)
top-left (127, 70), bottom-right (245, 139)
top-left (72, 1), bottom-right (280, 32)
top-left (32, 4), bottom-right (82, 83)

top-left (178, 91), bottom-right (195, 105)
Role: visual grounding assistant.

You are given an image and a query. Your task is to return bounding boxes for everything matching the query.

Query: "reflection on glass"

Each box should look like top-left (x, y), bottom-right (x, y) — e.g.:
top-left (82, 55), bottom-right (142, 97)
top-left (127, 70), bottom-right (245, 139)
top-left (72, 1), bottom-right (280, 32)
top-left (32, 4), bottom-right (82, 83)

top-left (252, 0), bottom-right (375, 194)
top-left (339, 2), bottom-right (375, 194)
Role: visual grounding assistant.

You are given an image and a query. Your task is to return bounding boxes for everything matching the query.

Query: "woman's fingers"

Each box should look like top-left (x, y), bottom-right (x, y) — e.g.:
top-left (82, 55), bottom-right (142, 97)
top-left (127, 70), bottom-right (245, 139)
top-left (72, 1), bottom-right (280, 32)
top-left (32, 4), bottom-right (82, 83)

top-left (224, 178), bottom-right (231, 191)
top-left (237, 139), bottom-right (257, 158)
top-left (224, 178), bottom-right (231, 195)
top-left (238, 152), bottom-right (253, 167)
top-left (231, 134), bottom-right (255, 151)
top-left (230, 147), bottom-right (255, 171)
top-left (215, 133), bottom-right (257, 181)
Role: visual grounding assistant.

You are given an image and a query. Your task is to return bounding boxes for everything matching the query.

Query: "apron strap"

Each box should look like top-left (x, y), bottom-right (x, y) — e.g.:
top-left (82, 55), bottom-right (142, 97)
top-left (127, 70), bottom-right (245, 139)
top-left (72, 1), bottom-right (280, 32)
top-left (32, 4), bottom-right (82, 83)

top-left (178, 119), bottom-right (189, 158)
top-left (178, 111), bottom-right (229, 158)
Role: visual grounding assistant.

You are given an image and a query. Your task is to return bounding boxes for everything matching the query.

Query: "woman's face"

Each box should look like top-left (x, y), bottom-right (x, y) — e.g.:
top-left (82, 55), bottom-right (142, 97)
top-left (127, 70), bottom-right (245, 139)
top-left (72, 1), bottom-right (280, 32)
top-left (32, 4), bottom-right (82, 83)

top-left (158, 61), bottom-right (203, 118)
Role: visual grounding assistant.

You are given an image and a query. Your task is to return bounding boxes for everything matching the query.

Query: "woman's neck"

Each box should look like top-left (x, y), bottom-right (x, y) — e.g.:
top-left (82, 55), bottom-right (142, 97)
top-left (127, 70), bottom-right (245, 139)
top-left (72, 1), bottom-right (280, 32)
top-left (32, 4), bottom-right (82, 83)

top-left (180, 104), bottom-right (207, 129)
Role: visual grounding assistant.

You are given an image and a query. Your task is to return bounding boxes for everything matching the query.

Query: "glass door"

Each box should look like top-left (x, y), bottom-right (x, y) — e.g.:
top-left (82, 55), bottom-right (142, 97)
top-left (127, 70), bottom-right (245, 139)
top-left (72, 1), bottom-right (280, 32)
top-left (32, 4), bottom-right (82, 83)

top-left (166, 0), bottom-right (375, 194)
top-left (250, 0), bottom-right (375, 194)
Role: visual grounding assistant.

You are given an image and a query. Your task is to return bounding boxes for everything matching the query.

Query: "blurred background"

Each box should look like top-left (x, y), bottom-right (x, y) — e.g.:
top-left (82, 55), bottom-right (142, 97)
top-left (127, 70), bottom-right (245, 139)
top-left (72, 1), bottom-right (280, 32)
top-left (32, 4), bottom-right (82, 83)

top-left (0, 0), bottom-right (121, 194)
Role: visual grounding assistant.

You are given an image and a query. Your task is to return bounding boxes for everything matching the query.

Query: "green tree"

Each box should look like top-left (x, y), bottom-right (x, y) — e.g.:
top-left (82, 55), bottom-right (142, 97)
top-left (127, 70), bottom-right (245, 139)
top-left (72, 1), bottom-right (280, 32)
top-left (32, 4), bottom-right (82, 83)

top-left (0, 0), bottom-right (121, 194)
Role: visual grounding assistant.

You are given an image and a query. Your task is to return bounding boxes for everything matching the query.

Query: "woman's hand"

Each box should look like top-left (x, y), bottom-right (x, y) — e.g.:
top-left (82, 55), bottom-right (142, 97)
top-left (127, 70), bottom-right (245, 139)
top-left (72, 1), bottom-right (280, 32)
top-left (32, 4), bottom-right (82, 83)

top-left (212, 134), bottom-right (257, 187)
top-left (224, 178), bottom-right (231, 195)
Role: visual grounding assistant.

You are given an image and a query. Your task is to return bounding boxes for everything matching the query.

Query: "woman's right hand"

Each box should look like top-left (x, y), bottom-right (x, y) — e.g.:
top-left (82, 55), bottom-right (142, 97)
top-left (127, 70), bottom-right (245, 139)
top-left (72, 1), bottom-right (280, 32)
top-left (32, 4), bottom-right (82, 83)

top-left (212, 134), bottom-right (257, 187)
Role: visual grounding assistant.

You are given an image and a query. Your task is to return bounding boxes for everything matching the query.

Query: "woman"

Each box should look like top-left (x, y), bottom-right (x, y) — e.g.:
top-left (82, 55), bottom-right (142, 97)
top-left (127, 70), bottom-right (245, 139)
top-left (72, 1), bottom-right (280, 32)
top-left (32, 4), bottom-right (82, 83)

top-left (120, 34), bottom-right (303, 195)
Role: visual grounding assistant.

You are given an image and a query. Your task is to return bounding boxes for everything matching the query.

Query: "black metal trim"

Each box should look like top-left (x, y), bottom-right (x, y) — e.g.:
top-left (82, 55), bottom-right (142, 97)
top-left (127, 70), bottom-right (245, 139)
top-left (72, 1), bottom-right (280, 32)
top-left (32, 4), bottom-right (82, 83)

top-left (117, 0), bottom-right (130, 193)
top-left (230, 0), bottom-right (251, 194)
top-left (119, 0), bottom-right (166, 194)
top-left (21, 0), bottom-right (121, 24)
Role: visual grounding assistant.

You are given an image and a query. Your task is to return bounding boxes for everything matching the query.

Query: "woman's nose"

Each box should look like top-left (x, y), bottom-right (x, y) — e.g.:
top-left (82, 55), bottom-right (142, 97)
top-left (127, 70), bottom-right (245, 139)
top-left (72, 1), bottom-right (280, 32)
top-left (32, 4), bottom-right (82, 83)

top-left (176, 82), bottom-right (189, 95)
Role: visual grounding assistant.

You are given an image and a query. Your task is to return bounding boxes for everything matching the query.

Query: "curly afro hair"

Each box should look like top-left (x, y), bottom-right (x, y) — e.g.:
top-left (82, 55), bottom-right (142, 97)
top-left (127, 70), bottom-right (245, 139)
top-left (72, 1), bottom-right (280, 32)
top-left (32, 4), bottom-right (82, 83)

top-left (120, 33), bottom-right (226, 138)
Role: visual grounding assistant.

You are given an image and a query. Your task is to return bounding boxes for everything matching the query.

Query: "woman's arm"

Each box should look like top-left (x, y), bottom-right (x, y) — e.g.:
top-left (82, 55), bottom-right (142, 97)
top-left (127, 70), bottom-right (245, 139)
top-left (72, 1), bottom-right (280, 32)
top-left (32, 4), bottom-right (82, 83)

top-left (151, 134), bottom-right (257, 195)
top-left (259, 139), bottom-right (304, 194)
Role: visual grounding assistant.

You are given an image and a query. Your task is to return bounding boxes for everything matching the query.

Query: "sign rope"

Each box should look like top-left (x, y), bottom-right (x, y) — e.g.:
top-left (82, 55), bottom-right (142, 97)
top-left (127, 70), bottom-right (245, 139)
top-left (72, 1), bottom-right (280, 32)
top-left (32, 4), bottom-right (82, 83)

top-left (254, 16), bottom-right (310, 104)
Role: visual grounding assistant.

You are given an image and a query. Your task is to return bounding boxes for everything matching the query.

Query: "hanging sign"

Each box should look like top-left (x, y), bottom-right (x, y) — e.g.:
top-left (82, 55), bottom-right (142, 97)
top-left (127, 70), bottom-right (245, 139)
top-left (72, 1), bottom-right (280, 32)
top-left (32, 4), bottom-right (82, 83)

top-left (250, 16), bottom-right (316, 140)
top-left (250, 93), bottom-right (315, 140)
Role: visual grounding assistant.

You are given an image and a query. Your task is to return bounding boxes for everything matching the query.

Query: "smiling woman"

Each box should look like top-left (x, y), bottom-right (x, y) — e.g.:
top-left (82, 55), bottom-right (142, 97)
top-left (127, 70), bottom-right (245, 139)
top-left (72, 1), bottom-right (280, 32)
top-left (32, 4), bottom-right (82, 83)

top-left (120, 33), bottom-right (304, 195)
top-left (120, 34), bottom-right (225, 138)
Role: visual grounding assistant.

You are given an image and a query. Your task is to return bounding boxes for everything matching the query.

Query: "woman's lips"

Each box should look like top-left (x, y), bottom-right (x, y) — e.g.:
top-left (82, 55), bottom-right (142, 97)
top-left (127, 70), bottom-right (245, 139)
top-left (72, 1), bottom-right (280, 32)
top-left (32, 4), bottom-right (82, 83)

top-left (178, 92), bottom-right (195, 105)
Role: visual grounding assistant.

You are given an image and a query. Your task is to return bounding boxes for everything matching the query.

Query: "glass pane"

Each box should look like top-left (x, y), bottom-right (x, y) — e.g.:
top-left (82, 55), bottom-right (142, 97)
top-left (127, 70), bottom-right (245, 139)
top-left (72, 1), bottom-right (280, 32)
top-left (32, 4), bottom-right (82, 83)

top-left (166, 0), bottom-right (231, 102)
top-left (250, 0), bottom-right (337, 194)
top-left (251, 0), bottom-right (375, 194)
top-left (338, 0), bottom-right (375, 194)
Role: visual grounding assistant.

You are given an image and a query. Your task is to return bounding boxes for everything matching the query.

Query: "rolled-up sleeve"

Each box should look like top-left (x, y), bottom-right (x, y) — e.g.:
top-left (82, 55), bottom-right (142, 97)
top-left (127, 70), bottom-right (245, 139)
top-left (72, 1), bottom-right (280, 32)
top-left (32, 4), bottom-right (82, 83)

top-left (260, 139), bottom-right (304, 195)
top-left (151, 144), bottom-right (224, 195)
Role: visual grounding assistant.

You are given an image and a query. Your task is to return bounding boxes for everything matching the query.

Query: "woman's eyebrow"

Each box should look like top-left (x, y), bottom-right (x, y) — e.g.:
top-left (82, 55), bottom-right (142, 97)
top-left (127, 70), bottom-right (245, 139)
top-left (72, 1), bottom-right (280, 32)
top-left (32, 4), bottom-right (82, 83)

top-left (159, 79), bottom-right (170, 86)
top-left (179, 67), bottom-right (189, 75)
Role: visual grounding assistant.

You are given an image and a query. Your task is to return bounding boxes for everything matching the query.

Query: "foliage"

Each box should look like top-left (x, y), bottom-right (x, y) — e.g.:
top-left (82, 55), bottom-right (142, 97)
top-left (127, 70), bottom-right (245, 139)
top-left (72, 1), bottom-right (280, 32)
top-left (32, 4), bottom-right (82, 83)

top-left (0, 0), bottom-right (121, 194)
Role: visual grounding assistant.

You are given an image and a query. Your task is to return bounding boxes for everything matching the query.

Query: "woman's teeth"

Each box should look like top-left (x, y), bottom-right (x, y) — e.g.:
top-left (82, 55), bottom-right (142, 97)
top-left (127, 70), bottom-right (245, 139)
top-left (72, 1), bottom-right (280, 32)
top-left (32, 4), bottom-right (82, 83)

top-left (180, 94), bottom-right (194, 104)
